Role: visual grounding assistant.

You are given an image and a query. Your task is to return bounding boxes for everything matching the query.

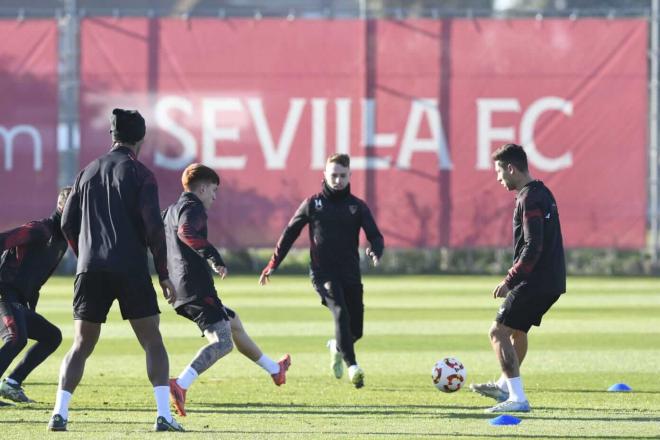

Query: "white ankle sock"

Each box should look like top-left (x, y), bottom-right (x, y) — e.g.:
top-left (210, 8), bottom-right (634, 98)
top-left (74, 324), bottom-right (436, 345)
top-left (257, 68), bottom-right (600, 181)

top-left (505, 376), bottom-right (527, 402)
top-left (495, 376), bottom-right (508, 391)
top-left (53, 390), bottom-right (72, 419)
top-left (256, 355), bottom-right (280, 375)
top-left (5, 377), bottom-right (19, 386)
top-left (348, 364), bottom-right (360, 376)
top-left (154, 386), bottom-right (172, 420)
top-left (176, 365), bottom-right (199, 390)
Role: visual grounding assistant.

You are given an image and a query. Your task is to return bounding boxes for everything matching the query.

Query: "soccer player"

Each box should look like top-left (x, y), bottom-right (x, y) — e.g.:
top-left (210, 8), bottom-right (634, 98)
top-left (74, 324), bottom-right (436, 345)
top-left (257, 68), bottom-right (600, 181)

top-left (470, 143), bottom-right (566, 413)
top-left (259, 153), bottom-right (384, 388)
top-left (163, 163), bottom-right (291, 417)
top-left (48, 109), bottom-right (183, 432)
top-left (0, 187), bottom-right (71, 404)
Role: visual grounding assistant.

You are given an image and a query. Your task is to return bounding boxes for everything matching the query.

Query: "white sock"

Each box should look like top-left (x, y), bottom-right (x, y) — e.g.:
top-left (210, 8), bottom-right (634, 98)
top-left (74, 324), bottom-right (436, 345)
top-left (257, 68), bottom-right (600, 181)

top-left (154, 386), bottom-right (172, 420)
top-left (505, 376), bottom-right (527, 402)
top-left (256, 355), bottom-right (280, 375)
top-left (348, 364), bottom-right (360, 377)
top-left (495, 376), bottom-right (508, 391)
top-left (5, 377), bottom-right (19, 386)
top-left (52, 390), bottom-right (72, 419)
top-left (176, 365), bottom-right (199, 390)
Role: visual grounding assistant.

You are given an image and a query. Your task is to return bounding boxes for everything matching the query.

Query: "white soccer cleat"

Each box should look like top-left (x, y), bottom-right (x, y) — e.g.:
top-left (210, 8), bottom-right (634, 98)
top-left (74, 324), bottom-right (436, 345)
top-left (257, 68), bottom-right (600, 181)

top-left (327, 339), bottom-right (343, 379)
top-left (348, 365), bottom-right (365, 389)
top-left (485, 399), bottom-right (531, 413)
top-left (469, 382), bottom-right (509, 402)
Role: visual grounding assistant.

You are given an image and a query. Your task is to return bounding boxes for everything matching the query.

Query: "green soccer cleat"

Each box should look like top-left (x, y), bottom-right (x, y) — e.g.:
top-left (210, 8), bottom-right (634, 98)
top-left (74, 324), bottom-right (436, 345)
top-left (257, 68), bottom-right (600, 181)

top-left (47, 414), bottom-right (67, 432)
top-left (485, 399), bottom-right (531, 413)
top-left (348, 365), bottom-right (365, 389)
top-left (0, 379), bottom-right (35, 403)
top-left (154, 415), bottom-right (185, 432)
top-left (469, 382), bottom-right (509, 402)
top-left (326, 339), bottom-right (343, 379)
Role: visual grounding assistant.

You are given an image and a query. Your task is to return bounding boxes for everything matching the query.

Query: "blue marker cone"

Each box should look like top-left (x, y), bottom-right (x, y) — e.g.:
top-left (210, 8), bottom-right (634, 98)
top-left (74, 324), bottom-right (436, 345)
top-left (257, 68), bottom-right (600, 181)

top-left (489, 415), bottom-right (521, 425)
top-left (608, 383), bottom-right (632, 392)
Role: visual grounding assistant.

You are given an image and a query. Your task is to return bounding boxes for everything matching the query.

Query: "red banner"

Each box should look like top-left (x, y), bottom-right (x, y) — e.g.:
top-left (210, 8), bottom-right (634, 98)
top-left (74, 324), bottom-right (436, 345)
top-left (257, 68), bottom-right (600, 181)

top-left (80, 18), bottom-right (647, 248)
top-left (0, 20), bottom-right (59, 230)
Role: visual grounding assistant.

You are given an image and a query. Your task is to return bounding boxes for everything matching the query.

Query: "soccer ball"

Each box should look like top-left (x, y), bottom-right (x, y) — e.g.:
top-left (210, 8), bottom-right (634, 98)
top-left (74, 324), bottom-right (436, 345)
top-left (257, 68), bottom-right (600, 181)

top-left (432, 357), bottom-right (466, 393)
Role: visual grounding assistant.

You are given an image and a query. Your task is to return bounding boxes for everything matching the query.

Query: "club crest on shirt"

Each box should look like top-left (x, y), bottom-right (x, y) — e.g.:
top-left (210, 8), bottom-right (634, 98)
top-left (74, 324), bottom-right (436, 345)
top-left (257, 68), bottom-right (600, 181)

top-left (314, 199), bottom-right (323, 211)
top-left (349, 205), bottom-right (358, 214)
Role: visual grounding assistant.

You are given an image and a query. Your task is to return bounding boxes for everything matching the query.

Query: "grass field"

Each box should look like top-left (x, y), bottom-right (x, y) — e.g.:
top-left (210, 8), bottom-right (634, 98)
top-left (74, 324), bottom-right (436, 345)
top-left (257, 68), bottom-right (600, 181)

top-left (0, 275), bottom-right (658, 439)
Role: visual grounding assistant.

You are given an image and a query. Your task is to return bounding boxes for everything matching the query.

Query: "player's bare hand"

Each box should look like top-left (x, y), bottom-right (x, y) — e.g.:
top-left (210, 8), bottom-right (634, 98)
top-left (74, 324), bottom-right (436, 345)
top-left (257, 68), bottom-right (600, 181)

top-left (366, 248), bottom-right (380, 267)
top-left (259, 267), bottom-right (272, 286)
top-left (492, 281), bottom-right (510, 299)
top-left (160, 278), bottom-right (177, 304)
top-left (213, 264), bottom-right (228, 279)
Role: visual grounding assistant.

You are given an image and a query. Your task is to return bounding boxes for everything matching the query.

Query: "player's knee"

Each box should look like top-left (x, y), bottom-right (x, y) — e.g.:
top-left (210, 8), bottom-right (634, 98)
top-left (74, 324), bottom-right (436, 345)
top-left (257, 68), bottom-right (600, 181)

top-left (47, 327), bottom-right (63, 350)
top-left (489, 324), bottom-right (507, 342)
top-left (2, 332), bottom-right (27, 351)
top-left (218, 337), bottom-right (234, 357)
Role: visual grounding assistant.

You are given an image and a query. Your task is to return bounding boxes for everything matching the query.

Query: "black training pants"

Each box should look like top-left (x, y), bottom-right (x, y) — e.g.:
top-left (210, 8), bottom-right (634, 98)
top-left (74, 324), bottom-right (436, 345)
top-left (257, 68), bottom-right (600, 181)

top-left (0, 299), bottom-right (62, 384)
top-left (312, 277), bottom-right (364, 366)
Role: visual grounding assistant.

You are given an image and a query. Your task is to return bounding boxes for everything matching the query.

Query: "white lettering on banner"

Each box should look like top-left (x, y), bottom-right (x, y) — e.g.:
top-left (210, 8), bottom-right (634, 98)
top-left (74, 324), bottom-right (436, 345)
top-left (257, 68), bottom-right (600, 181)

top-left (397, 99), bottom-right (452, 170)
top-left (152, 96), bottom-right (570, 172)
top-left (519, 97), bottom-right (573, 172)
top-left (0, 125), bottom-right (42, 171)
top-left (247, 98), bottom-right (306, 170)
top-left (353, 98), bottom-right (393, 170)
top-left (202, 98), bottom-right (246, 169)
top-left (476, 98), bottom-right (520, 169)
top-left (311, 98), bottom-right (327, 169)
top-left (476, 97), bottom-right (573, 172)
top-left (154, 96), bottom-right (197, 170)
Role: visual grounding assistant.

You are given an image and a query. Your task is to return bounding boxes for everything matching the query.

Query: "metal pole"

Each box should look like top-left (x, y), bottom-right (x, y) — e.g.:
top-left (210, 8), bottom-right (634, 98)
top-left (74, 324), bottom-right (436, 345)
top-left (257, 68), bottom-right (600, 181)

top-left (650, 0), bottom-right (659, 263)
top-left (58, 0), bottom-right (79, 273)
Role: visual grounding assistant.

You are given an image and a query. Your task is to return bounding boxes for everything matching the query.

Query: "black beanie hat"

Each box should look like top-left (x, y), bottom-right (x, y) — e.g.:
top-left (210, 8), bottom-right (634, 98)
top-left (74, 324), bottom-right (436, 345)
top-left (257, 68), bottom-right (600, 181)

top-left (111, 108), bottom-right (146, 144)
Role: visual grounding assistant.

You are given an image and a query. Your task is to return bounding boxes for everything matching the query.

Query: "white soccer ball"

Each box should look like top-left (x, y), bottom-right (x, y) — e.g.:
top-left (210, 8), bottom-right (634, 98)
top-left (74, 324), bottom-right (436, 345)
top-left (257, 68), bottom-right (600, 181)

top-left (431, 357), bottom-right (466, 393)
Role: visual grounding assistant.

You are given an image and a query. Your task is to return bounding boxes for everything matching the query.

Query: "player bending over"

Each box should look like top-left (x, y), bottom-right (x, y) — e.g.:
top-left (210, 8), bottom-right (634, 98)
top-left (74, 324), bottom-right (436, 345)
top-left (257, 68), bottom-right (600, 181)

top-left (260, 153), bottom-right (383, 389)
top-left (0, 187), bottom-right (71, 404)
top-left (470, 143), bottom-right (566, 413)
top-left (163, 163), bottom-right (291, 417)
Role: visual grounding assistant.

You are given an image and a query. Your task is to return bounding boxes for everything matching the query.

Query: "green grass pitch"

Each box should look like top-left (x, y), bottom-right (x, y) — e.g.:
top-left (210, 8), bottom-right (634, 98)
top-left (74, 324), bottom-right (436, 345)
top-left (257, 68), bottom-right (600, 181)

top-left (0, 275), bottom-right (658, 439)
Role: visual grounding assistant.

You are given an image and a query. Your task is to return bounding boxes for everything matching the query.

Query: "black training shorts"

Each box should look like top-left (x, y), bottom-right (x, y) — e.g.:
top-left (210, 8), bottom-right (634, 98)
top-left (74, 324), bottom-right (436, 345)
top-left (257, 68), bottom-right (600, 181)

top-left (175, 296), bottom-right (233, 334)
top-left (495, 285), bottom-right (561, 333)
top-left (73, 272), bottom-right (160, 323)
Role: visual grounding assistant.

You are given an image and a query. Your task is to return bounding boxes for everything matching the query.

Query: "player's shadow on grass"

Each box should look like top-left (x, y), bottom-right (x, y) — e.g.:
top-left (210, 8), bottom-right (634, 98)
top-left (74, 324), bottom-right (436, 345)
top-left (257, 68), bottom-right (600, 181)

top-left (527, 414), bottom-right (660, 423)
top-left (448, 435), bottom-right (659, 439)
top-left (548, 388), bottom-right (660, 395)
top-left (191, 402), bottom-right (491, 418)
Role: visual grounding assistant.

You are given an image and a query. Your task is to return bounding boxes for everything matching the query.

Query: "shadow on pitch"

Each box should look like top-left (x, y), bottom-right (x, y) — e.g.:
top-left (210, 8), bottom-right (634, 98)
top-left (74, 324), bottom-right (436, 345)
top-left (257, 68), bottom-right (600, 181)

top-left (545, 388), bottom-right (660, 395)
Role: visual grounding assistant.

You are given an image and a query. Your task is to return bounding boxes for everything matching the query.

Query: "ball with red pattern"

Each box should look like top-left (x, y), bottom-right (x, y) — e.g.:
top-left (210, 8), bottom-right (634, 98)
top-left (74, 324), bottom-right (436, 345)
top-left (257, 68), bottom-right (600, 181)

top-left (431, 357), bottom-right (466, 393)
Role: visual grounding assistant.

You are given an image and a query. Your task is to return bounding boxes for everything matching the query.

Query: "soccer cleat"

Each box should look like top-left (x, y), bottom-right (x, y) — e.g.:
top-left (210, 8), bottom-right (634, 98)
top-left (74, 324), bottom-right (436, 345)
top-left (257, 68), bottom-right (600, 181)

top-left (271, 354), bottom-right (292, 386)
top-left (348, 365), bottom-right (365, 389)
top-left (485, 399), bottom-right (531, 413)
top-left (327, 339), bottom-right (343, 379)
top-left (0, 379), bottom-right (35, 403)
top-left (47, 414), bottom-right (67, 431)
top-left (168, 378), bottom-right (187, 417)
top-left (154, 415), bottom-right (185, 432)
top-left (469, 382), bottom-right (509, 402)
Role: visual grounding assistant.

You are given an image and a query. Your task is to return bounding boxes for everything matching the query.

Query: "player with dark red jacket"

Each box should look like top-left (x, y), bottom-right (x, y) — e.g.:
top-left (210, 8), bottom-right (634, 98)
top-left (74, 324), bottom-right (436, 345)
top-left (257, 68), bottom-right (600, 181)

top-left (164, 163), bottom-right (290, 418)
top-left (49, 108), bottom-right (182, 432)
top-left (260, 153), bottom-right (384, 389)
top-left (471, 143), bottom-right (566, 414)
top-left (0, 187), bottom-right (71, 404)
